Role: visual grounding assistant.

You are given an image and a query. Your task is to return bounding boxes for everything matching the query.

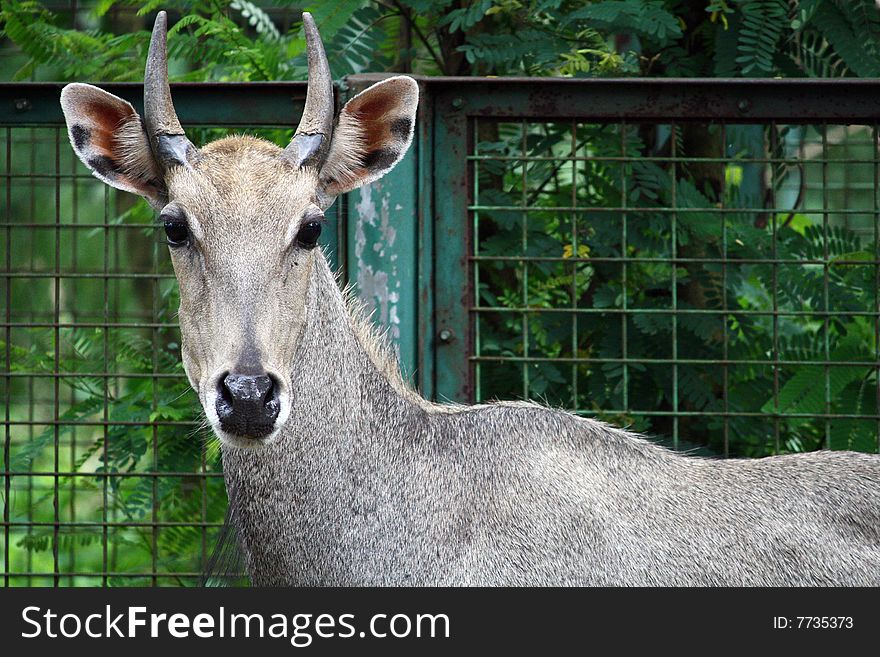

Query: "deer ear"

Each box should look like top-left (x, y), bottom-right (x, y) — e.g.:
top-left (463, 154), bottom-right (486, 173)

top-left (318, 76), bottom-right (418, 203)
top-left (60, 83), bottom-right (165, 207)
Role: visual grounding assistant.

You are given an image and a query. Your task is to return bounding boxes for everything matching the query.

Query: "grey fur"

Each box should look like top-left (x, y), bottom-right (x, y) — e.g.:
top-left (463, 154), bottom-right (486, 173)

top-left (221, 253), bottom-right (880, 586)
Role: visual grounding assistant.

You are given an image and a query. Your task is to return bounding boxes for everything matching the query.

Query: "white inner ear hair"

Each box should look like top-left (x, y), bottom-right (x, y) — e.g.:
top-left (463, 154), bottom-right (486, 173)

top-left (116, 115), bottom-right (163, 185)
top-left (318, 113), bottom-right (367, 192)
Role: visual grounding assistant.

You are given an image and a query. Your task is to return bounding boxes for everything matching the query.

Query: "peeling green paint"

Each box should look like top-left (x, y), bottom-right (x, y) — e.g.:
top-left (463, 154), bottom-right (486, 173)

top-left (346, 150), bottom-right (419, 384)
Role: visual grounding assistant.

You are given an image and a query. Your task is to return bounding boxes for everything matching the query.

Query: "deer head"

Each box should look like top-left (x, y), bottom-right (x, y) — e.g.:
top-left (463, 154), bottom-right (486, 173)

top-left (60, 11), bottom-right (418, 448)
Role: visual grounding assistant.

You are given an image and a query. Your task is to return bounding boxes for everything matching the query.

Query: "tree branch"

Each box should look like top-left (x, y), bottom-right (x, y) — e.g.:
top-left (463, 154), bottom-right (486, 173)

top-left (386, 0), bottom-right (445, 71)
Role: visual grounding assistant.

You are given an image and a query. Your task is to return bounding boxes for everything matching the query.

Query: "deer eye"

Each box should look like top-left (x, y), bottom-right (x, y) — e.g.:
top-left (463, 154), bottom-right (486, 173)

top-left (162, 216), bottom-right (189, 247)
top-left (296, 221), bottom-right (322, 249)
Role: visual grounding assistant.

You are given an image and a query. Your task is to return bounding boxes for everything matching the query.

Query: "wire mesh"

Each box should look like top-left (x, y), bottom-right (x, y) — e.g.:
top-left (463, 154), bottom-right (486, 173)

top-left (470, 118), bottom-right (880, 457)
top-left (0, 115), bottom-right (328, 585)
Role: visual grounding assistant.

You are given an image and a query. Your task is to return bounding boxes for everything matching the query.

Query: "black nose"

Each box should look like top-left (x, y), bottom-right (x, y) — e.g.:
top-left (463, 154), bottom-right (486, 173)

top-left (216, 372), bottom-right (280, 438)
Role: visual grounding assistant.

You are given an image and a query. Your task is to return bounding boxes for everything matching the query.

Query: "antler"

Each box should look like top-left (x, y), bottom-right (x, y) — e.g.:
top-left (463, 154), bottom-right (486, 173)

top-left (283, 12), bottom-right (334, 169)
top-left (144, 10), bottom-right (198, 170)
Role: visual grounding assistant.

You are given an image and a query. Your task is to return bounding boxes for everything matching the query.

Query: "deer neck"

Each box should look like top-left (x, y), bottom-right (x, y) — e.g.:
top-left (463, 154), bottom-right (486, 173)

top-left (218, 251), bottom-right (423, 583)
top-left (293, 249), bottom-right (420, 421)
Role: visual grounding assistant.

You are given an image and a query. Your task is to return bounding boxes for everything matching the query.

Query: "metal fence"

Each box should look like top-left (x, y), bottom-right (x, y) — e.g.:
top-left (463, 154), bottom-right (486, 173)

top-left (2, 78), bottom-right (880, 585)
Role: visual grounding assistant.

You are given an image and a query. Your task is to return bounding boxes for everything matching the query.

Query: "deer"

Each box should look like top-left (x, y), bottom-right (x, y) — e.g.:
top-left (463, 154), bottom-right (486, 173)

top-left (60, 11), bottom-right (880, 586)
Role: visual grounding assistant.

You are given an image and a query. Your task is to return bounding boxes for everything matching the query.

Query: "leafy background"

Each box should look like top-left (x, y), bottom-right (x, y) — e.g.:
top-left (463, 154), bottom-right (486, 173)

top-left (1, 0), bottom-right (879, 584)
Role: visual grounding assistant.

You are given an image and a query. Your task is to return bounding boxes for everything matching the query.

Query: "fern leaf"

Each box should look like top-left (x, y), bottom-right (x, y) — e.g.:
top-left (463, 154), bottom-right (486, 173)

top-left (305, 0), bottom-right (367, 42)
top-left (439, 0), bottom-right (493, 33)
top-left (811, 0), bottom-right (880, 76)
top-left (734, 0), bottom-right (788, 75)
top-left (324, 4), bottom-right (390, 76)
top-left (231, 0), bottom-right (281, 42)
top-left (788, 28), bottom-right (849, 77)
top-left (568, 0), bottom-right (682, 45)
top-left (135, 0), bottom-right (167, 17)
top-left (761, 334), bottom-right (870, 414)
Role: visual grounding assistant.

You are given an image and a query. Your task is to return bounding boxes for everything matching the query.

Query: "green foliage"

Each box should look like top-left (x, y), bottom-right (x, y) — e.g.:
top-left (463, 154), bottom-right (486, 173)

top-left (811, 0), bottom-right (880, 77)
top-left (474, 120), bottom-right (879, 457)
top-left (230, 0), bottom-right (280, 42)
top-left (459, 30), bottom-right (556, 68)
top-left (714, 0), bottom-right (880, 78)
top-left (788, 28), bottom-right (848, 78)
top-left (2, 314), bottom-right (224, 584)
top-left (0, 0), bottom-right (641, 80)
top-left (439, 0), bottom-right (494, 33)
top-left (2, 0), bottom-right (880, 80)
top-left (567, 1), bottom-right (682, 44)
top-left (1, 0), bottom-right (147, 80)
top-left (733, 0), bottom-right (787, 75)
top-left (324, 4), bottom-right (392, 76)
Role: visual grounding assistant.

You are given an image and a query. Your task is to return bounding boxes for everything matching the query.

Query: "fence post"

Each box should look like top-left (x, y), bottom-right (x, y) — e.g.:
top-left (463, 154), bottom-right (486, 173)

top-left (432, 90), bottom-right (472, 403)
